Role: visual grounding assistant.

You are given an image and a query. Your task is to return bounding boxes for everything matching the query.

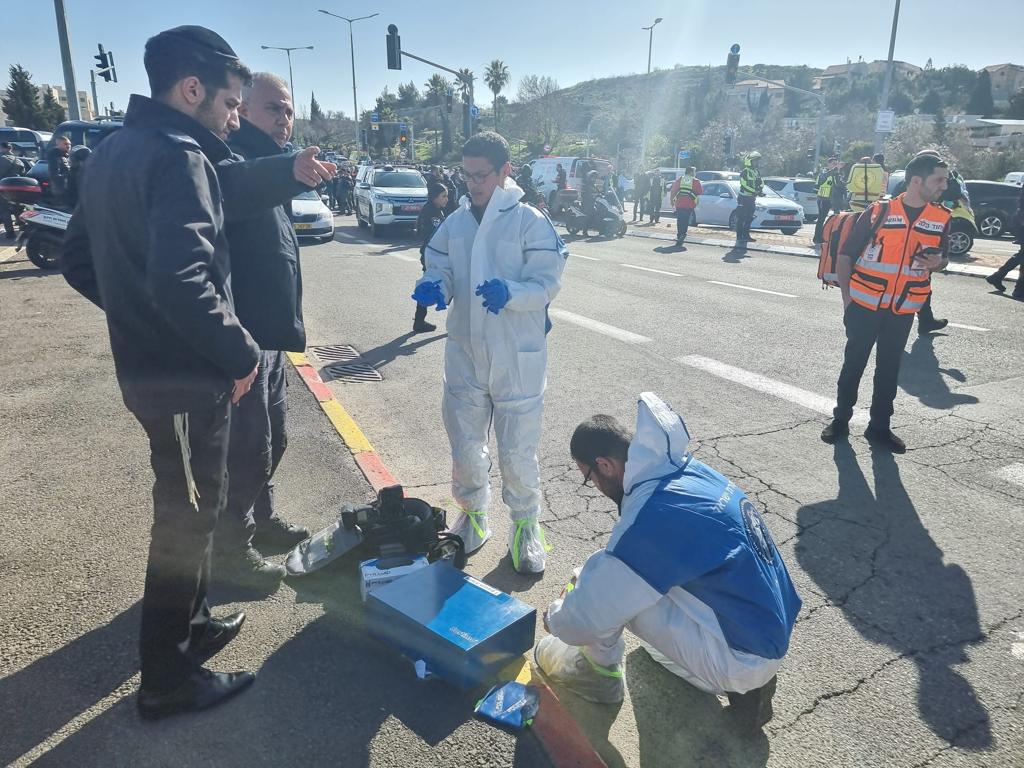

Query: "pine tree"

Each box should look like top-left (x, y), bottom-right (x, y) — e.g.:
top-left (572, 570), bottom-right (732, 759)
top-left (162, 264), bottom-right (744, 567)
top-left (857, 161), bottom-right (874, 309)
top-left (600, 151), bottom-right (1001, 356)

top-left (2, 64), bottom-right (43, 128)
top-left (310, 92), bottom-right (325, 122)
top-left (966, 70), bottom-right (994, 117)
top-left (932, 107), bottom-right (947, 144)
top-left (39, 89), bottom-right (66, 130)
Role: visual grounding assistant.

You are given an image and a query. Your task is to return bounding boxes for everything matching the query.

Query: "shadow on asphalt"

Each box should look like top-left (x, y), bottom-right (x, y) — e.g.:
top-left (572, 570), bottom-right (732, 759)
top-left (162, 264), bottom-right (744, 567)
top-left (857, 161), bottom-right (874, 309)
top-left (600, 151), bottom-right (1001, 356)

top-left (336, 331), bottom-right (447, 374)
top-left (0, 602), bottom-right (141, 766)
top-left (900, 334), bottom-right (981, 410)
top-left (0, 266), bottom-right (59, 280)
top-left (723, 246), bottom-right (750, 263)
top-left (795, 442), bottom-right (991, 749)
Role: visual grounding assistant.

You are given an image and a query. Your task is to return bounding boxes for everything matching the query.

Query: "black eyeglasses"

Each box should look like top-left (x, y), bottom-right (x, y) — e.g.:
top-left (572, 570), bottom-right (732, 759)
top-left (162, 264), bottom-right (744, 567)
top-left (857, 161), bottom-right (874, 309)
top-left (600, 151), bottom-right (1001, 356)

top-left (581, 466), bottom-right (594, 488)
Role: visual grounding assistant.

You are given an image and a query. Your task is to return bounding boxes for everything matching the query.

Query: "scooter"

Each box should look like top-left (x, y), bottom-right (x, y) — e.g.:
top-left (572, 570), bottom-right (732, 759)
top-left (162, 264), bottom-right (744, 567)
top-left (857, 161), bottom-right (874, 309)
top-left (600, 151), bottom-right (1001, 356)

top-left (594, 189), bottom-right (627, 238)
top-left (0, 175), bottom-right (68, 270)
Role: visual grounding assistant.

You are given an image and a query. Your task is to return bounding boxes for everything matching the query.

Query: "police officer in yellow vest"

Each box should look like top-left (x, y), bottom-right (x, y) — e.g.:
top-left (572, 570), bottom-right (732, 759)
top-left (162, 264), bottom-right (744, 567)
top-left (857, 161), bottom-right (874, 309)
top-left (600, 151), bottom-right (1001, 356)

top-left (812, 156), bottom-right (841, 245)
top-left (822, 152), bottom-right (951, 454)
top-left (736, 151), bottom-right (763, 243)
top-left (847, 153), bottom-right (888, 211)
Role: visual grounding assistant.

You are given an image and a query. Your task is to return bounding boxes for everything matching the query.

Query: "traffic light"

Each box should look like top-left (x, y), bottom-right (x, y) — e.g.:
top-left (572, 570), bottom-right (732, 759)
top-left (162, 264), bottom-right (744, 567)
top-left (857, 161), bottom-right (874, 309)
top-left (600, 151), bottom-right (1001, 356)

top-left (806, 148), bottom-right (814, 160)
top-left (723, 134), bottom-right (734, 156)
top-left (360, 128), bottom-right (369, 150)
top-left (445, 88), bottom-right (453, 114)
top-left (386, 25), bottom-right (402, 70)
top-left (725, 43), bottom-right (740, 85)
top-left (399, 126), bottom-right (408, 146)
top-left (95, 44), bottom-right (116, 83)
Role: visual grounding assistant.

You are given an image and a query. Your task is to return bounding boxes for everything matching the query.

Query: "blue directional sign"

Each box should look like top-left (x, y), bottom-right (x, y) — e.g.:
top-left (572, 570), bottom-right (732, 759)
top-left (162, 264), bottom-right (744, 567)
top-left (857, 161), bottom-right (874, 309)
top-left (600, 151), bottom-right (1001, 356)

top-left (399, 122), bottom-right (406, 130)
top-left (469, 105), bottom-right (480, 118)
top-left (678, 149), bottom-right (690, 160)
top-left (371, 112), bottom-right (380, 123)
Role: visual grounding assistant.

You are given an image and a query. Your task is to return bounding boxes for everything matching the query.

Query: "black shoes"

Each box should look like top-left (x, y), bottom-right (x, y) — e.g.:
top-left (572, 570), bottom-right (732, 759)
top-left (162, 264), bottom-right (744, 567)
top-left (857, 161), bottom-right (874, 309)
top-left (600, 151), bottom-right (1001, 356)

top-left (191, 612), bottom-right (245, 663)
top-left (138, 668), bottom-right (255, 721)
top-left (820, 419), bottom-right (849, 444)
top-left (215, 547), bottom-right (286, 591)
top-left (864, 426), bottom-right (906, 454)
top-left (986, 274), bottom-right (1006, 292)
top-left (412, 320), bottom-right (437, 334)
top-left (252, 517), bottom-right (310, 553)
top-left (727, 675), bottom-right (776, 734)
top-left (918, 318), bottom-right (948, 334)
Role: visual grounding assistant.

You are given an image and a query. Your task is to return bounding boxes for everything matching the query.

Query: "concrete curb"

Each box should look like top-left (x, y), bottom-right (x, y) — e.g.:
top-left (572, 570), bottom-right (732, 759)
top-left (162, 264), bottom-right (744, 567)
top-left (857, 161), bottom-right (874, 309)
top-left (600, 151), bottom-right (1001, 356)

top-left (620, 227), bottom-right (1020, 283)
top-left (285, 351), bottom-right (608, 768)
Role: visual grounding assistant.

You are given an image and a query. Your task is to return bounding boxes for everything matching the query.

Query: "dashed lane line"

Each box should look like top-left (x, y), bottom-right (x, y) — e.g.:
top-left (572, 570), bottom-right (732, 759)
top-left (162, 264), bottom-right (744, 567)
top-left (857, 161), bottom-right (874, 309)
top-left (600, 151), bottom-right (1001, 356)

top-left (995, 463), bottom-right (1024, 488)
top-left (389, 252), bottom-right (421, 263)
top-left (548, 308), bottom-right (652, 345)
top-left (678, 354), bottom-right (868, 425)
top-left (707, 280), bottom-right (798, 298)
top-left (621, 263), bottom-right (683, 277)
top-left (947, 322), bottom-right (991, 332)
top-left (572, 254), bottom-right (600, 261)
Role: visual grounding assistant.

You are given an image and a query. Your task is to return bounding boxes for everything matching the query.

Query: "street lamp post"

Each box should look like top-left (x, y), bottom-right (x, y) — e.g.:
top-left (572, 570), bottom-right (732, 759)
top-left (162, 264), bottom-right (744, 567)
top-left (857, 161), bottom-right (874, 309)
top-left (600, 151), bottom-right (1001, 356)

top-left (639, 16), bottom-right (663, 165)
top-left (319, 9), bottom-right (379, 143)
top-left (260, 44), bottom-right (314, 104)
top-left (873, 0), bottom-right (902, 154)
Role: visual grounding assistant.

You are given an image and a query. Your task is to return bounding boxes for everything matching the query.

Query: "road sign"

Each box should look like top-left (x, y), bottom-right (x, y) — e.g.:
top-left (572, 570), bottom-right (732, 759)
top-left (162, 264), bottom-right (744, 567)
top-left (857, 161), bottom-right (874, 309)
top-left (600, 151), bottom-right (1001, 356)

top-left (371, 123), bottom-right (379, 131)
top-left (469, 105), bottom-right (480, 118)
top-left (678, 149), bottom-right (690, 160)
top-left (543, 144), bottom-right (552, 153)
top-left (399, 149), bottom-right (407, 159)
top-left (875, 110), bottom-right (896, 133)
top-left (371, 112), bottom-right (380, 123)
top-left (399, 122), bottom-right (406, 130)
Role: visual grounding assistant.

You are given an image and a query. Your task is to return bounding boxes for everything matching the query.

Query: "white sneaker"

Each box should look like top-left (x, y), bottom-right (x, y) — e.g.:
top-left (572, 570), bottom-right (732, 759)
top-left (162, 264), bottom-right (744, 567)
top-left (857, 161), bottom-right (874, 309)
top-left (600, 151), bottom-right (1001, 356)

top-left (447, 509), bottom-right (490, 555)
top-left (508, 518), bottom-right (549, 574)
top-left (534, 635), bottom-right (624, 704)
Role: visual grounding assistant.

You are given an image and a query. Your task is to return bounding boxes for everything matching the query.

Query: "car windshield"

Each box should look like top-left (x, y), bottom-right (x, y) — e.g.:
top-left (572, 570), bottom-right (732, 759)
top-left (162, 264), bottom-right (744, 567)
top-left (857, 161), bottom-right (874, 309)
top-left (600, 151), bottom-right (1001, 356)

top-left (373, 171), bottom-right (425, 188)
top-left (726, 181), bottom-right (784, 199)
top-left (294, 190), bottom-right (321, 200)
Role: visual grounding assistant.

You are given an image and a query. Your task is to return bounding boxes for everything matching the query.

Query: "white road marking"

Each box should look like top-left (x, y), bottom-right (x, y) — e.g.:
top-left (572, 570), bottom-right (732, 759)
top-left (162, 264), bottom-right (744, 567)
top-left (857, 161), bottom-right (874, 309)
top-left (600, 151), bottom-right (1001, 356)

top-left (621, 263), bottom-right (682, 277)
top-left (947, 322), bottom-right (991, 332)
top-left (549, 309), bottom-right (651, 344)
top-left (707, 280), bottom-right (798, 298)
top-left (678, 355), bottom-right (868, 424)
top-left (1012, 632), bottom-right (1024, 661)
top-left (995, 463), bottom-right (1024, 488)
top-left (573, 254), bottom-right (600, 261)
top-left (390, 252), bottom-right (421, 263)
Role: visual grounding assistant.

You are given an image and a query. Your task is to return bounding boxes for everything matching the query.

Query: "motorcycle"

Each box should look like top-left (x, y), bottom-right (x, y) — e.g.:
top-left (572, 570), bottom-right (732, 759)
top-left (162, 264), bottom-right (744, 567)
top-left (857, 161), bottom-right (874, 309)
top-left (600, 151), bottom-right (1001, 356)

top-left (0, 175), bottom-right (67, 270)
top-left (565, 190), bottom-right (627, 238)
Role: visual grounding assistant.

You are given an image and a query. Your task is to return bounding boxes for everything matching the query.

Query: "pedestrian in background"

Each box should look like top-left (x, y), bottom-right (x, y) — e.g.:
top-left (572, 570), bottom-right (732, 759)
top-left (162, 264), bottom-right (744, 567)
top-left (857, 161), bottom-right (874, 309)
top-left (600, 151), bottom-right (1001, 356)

top-left (46, 135), bottom-right (72, 207)
top-left (986, 182), bottom-right (1024, 299)
top-left (647, 169), bottom-right (663, 224)
top-left (737, 151), bottom-right (764, 243)
top-left (812, 156), bottom-right (840, 245)
top-left (413, 181), bottom-right (447, 334)
top-left (669, 166), bottom-right (702, 247)
top-left (633, 168), bottom-right (650, 222)
top-left (0, 142), bottom-right (26, 239)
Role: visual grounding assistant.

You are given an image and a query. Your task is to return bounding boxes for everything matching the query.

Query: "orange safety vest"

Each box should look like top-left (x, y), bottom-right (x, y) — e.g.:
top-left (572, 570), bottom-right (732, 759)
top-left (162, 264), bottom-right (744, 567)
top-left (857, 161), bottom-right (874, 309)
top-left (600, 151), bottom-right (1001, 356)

top-left (849, 196), bottom-right (950, 315)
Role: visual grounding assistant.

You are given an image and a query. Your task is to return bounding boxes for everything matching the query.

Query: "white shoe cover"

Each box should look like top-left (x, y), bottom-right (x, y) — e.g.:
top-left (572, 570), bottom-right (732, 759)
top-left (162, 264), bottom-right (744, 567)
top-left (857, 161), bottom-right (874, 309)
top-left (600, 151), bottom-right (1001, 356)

top-left (534, 635), bottom-right (624, 704)
top-left (448, 509), bottom-right (491, 554)
top-left (508, 518), bottom-right (549, 573)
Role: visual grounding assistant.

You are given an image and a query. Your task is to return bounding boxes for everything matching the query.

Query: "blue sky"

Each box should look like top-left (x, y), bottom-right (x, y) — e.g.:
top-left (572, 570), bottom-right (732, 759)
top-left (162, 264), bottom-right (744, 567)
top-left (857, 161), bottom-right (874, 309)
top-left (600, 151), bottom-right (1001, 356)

top-left (6, 0), bottom-right (1022, 117)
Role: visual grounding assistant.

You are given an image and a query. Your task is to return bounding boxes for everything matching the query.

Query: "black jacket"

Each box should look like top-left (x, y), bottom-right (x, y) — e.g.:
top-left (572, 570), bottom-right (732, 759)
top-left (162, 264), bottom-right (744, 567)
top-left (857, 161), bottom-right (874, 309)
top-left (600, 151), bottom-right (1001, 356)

top-left (62, 95), bottom-right (295, 417)
top-left (225, 118), bottom-right (306, 352)
top-left (46, 146), bottom-right (71, 202)
top-left (417, 201), bottom-right (446, 259)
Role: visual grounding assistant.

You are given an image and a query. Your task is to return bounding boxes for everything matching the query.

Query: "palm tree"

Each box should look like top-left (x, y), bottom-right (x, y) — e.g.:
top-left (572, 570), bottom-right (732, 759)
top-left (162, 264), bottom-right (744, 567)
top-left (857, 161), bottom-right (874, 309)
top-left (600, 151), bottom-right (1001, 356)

top-left (424, 73), bottom-right (453, 155)
top-left (484, 60), bottom-right (510, 131)
top-left (455, 68), bottom-right (474, 102)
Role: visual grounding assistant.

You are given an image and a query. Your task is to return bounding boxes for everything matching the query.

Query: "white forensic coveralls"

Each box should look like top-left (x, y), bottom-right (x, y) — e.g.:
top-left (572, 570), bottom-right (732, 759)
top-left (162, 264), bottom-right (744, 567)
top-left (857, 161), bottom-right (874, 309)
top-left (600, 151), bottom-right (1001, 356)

top-left (417, 178), bottom-right (567, 572)
top-left (542, 393), bottom-right (801, 695)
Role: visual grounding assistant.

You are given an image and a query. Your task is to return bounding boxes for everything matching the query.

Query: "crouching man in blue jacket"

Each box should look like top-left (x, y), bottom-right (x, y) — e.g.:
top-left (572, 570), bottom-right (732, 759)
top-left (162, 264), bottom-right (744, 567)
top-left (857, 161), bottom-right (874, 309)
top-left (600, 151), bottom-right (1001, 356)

top-left (536, 393), bottom-right (801, 733)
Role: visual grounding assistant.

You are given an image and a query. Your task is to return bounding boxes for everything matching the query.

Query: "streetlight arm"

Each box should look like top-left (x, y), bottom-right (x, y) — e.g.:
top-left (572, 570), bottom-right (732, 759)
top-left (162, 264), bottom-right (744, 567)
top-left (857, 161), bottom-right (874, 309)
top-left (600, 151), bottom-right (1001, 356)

top-left (735, 70), bottom-right (825, 105)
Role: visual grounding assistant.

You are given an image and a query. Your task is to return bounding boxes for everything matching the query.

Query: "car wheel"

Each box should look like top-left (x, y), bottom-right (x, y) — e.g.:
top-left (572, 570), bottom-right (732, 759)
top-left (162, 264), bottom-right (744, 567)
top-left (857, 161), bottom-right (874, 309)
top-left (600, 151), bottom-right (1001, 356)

top-left (370, 213), bottom-right (383, 239)
top-left (781, 227), bottom-right (799, 236)
top-left (977, 212), bottom-right (1005, 238)
top-left (948, 224), bottom-right (974, 256)
top-left (356, 203), bottom-right (368, 228)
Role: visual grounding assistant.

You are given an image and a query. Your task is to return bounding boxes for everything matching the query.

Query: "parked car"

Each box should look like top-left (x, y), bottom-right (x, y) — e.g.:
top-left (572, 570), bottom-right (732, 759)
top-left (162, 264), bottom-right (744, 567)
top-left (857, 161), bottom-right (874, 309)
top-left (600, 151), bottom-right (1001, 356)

top-left (695, 170), bottom-right (740, 182)
top-left (1003, 171), bottom-right (1024, 186)
top-left (353, 165), bottom-right (428, 237)
top-left (763, 177), bottom-right (820, 221)
top-left (289, 189), bottom-right (335, 243)
top-left (965, 180), bottom-right (1021, 239)
top-left (693, 180), bottom-right (804, 235)
top-left (529, 156), bottom-right (614, 215)
top-left (26, 118), bottom-right (123, 195)
top-left (0, 127), bottom-right (52, 159)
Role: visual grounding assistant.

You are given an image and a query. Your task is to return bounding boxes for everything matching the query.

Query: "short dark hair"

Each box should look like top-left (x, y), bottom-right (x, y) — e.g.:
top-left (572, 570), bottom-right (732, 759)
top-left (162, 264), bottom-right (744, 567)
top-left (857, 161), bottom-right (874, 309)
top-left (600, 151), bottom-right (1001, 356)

top-left (570, 415), bottom-right (633, 467)
top-left (905, 152), bottom-right (948, 183)
top-left (427, 182), bottom-right (447, 201)
top-left (144, 33), bottom-right (252, 98)
top-left (462, 131), bottom-right (510, 170)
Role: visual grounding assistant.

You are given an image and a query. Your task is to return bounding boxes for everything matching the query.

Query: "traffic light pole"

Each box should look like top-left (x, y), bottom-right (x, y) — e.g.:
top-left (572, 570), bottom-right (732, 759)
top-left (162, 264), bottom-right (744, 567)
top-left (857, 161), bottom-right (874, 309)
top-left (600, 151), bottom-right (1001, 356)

top-left (395, 49), bottom-right (474, 135)
top-left (52, 0), bottom-right (81, 120)
top-left (738, 71), bottom-right (826, 172)
top-left (90, 70), bottom-right (99, 119)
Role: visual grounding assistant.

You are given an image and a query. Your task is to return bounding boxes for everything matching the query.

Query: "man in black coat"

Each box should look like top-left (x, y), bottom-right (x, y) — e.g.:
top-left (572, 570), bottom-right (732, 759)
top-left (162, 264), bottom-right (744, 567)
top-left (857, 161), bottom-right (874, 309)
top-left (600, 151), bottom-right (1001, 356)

top-left (61, 26), bottom-right (334, 719)
top-left (46, 135), bottom-right (72, 207)
top-left (214, 72), bottom-right (315, 590)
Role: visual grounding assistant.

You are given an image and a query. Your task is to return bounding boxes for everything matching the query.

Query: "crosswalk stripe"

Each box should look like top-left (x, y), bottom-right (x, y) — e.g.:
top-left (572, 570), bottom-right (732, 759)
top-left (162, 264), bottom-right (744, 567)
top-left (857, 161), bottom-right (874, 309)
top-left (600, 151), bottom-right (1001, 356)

top-left (621, 263), bottom-right (683, 277)
top-left (549, 309), bottom-right (652, 344)
top-left (707, 280), bottom-right (798, 298)
top-left (678, 354), bottom-right (867, 424)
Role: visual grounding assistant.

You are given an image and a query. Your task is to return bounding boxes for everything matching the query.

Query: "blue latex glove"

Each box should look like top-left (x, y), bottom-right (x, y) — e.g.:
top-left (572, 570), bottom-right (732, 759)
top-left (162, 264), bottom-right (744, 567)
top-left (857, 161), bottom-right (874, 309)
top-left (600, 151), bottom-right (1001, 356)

top-left (411, 280), bottom-right (447, 310)
top-left (475, 279), bottom-right (510, 315)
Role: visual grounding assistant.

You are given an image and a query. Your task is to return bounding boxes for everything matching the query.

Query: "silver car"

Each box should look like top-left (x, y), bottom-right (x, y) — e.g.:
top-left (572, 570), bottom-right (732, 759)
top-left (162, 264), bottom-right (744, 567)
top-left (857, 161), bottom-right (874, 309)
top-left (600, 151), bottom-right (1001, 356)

top-left (763, 177), bottom-right (820, 221)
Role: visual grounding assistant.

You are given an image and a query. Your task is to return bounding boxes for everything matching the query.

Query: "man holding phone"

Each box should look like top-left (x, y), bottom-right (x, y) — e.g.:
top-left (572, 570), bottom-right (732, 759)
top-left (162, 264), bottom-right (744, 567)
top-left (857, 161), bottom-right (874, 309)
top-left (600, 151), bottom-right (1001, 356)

top-left (821, 152), bottom-right (951, 453)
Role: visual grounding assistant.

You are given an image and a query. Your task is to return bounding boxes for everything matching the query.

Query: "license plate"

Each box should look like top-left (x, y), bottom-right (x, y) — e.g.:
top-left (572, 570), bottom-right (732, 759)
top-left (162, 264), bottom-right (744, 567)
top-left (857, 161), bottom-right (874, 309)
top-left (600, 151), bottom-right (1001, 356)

top-left (401, 204), bottom-right (423, 213)
top-left (294, 223), bottom-right (313, 230)
top-left (777, 214), bottom-right (795, 220)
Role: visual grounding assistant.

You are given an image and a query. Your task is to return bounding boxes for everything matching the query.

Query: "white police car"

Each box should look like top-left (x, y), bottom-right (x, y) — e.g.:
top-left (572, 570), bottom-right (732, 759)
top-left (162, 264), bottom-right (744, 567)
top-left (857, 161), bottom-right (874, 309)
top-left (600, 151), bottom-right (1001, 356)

top-left (353, 165), bottom-right (428, 238)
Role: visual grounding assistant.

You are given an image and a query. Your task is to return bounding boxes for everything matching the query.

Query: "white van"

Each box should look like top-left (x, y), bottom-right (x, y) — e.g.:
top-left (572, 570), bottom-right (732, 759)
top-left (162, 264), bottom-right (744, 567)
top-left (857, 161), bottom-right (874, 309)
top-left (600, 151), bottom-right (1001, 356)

top-left (1004, 171), bottom-right (1024, 187)
top-left (529, 156), bottom-right (614, 214)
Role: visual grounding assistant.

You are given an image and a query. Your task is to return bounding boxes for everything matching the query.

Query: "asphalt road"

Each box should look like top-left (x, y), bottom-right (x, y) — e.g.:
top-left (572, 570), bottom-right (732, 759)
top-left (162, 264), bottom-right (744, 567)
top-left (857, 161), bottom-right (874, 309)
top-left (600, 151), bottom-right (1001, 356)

top-left (299, 215), bottom-right (1023, 767)
top-left (2, 213), bottom-right (1021, 768)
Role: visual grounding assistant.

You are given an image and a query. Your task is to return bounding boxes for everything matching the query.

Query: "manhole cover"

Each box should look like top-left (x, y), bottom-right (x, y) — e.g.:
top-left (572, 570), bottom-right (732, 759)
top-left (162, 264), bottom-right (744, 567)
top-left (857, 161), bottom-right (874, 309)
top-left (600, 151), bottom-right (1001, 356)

top-left (310, 344), bottom-right (383, 383)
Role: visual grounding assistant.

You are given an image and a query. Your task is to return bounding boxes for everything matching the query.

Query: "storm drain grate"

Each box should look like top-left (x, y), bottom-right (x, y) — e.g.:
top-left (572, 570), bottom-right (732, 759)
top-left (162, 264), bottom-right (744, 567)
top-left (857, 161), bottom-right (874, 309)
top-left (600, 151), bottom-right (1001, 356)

top-left (310, 344), bottom-right (383, 383)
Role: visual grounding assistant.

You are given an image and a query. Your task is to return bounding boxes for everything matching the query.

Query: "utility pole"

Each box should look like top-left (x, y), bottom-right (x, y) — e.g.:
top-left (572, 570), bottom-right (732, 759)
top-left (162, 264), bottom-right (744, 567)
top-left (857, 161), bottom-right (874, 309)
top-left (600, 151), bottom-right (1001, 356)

top-left (52, 0), bottom-right (81, 120)
top-left (260, 45), bottom-right (314, 107)
top-left (638, 17), bottom-right (663, 166)
top-left (874, 0), bottom-right (902, 153)
top-left (319, 10), bottom-right (379, 144)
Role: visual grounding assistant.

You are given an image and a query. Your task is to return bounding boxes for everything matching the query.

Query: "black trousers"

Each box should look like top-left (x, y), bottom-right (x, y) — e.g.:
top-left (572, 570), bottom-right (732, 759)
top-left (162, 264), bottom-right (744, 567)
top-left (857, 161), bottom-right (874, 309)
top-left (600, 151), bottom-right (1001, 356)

top-left (633, 193), bottom-right (645, 220)
top-left (675, 208), bottom-right (693, 243)
top-left (1, 198), bottom-right (16, 236)
top-left (414, 255), bottom-right (428, 325)
top-left (736, 195), bottom-right (756, 240)
top-left (136, 400), bottom-right (231, 692)
top-left (834, 303), bottom-right (913, 430)
top-left (993, 247), bottom-right (1024, 296)
top-left (812, 197), bottom-right (832, 243)
top-left (216, 350), bottom-right (288, 554)
top-left (648, 191), bottom-right (661, 223)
